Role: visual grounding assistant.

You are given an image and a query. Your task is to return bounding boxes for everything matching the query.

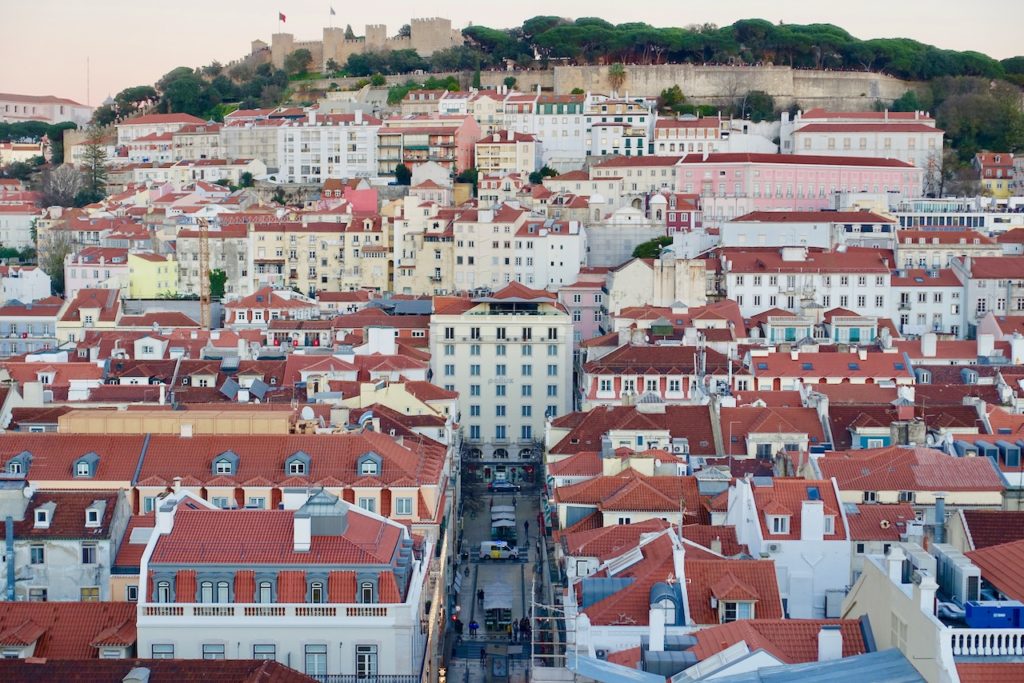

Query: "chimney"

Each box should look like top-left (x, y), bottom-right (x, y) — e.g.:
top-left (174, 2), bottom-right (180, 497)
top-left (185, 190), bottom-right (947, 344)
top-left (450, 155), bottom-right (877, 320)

top-left (790, 349), bottom-right (799, 361)
top-left (921, 332), bottom-right (937, 358)
top-left (887, 545), bottom-right (907, 584)
top-left (977, 333), bottom-right (995, 358)
top-left (914, 574), bottom-right (939, 615)
top-left (710, 537), bottom-right (723, 555)
top-left (180, 423), bottom-right (193, 438)
top-left (293, 513), bottom-right (311, 552)
top-left (122, 667), bottom-right (152, 683)
top-left (817, 625), bottom-right (843, 662)
top-left (857, 347), bottom-right (867, 361)
top-left (355, 109), bottom-right (363, 125)
top-left (800, 500), bottom-right (825, 541)
top-left (158, 383), bottom-right (166, 405)
top-left (648, 602), bottom-right (666, 652)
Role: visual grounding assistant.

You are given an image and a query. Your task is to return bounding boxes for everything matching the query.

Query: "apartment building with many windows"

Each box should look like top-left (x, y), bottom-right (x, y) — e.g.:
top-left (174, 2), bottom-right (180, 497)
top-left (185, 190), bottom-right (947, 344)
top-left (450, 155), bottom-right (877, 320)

top-left (429, 283), bottom-right (573, 472)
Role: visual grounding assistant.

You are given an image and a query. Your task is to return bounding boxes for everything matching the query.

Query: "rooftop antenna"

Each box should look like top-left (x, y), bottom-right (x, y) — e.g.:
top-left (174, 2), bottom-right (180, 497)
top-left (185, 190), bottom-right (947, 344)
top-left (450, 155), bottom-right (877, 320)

top-left (86, 56), bottom-right (90, 107)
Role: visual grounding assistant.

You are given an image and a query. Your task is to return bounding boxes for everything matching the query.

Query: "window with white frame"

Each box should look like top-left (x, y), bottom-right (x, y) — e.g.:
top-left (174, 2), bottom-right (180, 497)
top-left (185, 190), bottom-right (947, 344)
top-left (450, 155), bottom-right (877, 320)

top-left (768, 515), bottom-right (790, 535)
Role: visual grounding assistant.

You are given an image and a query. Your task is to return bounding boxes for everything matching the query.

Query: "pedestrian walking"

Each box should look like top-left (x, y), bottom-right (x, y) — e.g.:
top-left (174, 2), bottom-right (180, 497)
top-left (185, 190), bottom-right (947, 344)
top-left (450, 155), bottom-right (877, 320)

top-left (479, 648), bottom-right (487, 667)
top-left (477, 588), bottom-right (485, 606)
top-left (524, 520), bottom-right (530, 540)
top-left (512, 619), bottom-right (520, 642)
top-left (469, 620), bottom-right (479, 638)
top-left (507, 622), bottom-right (513, 641)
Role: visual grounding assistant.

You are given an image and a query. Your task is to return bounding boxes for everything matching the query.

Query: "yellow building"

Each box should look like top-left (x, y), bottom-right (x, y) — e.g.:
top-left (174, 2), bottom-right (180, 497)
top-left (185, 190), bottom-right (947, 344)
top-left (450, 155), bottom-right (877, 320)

top-left (128, 252), bottom-right (177, 298)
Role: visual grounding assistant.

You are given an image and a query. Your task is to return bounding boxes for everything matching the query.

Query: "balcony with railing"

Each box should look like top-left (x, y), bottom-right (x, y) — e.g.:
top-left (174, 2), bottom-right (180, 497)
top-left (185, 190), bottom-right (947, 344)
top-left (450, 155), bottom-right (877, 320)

top-left (141, 602), bottom-right (400, 622)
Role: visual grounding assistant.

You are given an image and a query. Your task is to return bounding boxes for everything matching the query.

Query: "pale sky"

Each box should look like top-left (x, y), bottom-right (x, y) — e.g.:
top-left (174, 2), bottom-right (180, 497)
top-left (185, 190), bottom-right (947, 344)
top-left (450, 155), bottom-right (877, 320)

top-left (1, 0), bottom-right (1020, 107)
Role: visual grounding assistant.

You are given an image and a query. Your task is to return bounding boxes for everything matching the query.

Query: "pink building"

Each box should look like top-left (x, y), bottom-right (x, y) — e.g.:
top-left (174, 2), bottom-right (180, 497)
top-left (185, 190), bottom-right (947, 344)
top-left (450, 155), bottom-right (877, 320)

top-left (377, 114), bottom-right (481, 176)
top-left (63, 247), bottom-right (130, 299)
top-left (676, 153), bottom-right (923, 224)
top-left (558, 267), bottom-right (610, 343)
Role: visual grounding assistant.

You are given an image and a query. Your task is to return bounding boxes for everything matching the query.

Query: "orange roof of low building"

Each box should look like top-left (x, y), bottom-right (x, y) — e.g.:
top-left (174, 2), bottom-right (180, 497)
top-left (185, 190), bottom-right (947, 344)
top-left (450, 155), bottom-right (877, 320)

top-left (0, 603), bottom-right (135, 658)
top-left (966, 539), bottom-right (1024, 602)
top-left (690, 619), bottom-right (867, 663)
top-left (817, 446), bottom-right (1004, 492)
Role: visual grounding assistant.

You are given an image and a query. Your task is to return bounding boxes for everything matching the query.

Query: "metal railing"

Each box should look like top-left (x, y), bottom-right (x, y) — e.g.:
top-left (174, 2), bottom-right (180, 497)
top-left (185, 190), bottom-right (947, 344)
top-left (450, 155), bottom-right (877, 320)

top-left (314, 676), bottom-right (418, 683)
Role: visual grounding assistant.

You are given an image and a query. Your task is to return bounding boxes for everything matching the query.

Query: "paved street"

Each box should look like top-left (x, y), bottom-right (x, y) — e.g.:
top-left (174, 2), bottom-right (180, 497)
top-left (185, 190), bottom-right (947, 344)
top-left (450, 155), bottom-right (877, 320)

top-left (445, 482), bottom-right (541, 683)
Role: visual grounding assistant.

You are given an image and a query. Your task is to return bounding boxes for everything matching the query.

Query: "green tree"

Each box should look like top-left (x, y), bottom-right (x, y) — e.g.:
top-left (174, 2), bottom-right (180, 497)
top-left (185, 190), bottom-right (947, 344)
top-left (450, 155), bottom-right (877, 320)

top-left (2, 161), bottom-right (34, 181)
top-left (632, 236), bottom-right (672, 258)
top-left (345, 24), bottom-right (356, 40)
top-left (91, 104), bottom-right (118, 127)
top-left (41, 231), bottom-right (74, 295)
top-left (503, 76), bottom-right (518, 90)
top-left (45, 121), bottom-right (78, 165)
top-left (393, 163), bottom-right (412, 185)
top-left (326, 58), bottom-right (341, 74)
top-left (571, 88), bottom-right (585, 95)
top-left (272, 187), bottom-right (287, 205)
top-left (285, 48), bottom-right (313, 75)
top-left (736, 90), bottom-right (775, 121)
top-left (455, 167), bottom-right (479, 195)
top-left (239, 172), bottom-right (254, 188)
top-left (80, 127), bottom-right (108, 197)
top-left (607, 63), bottom-right (627, 92)
top-left (528, 166), bottom-right (559, 185)
top-left (370, 73), bottom-right (387, 86)
top-left (209, 269), bottom-right (227, 299)
top-left (397, 24), bottom-right (411, 38)
top-left (657, 85), bottom-right (686, 113)
top-left (39, 165), bottom-right (84, 207)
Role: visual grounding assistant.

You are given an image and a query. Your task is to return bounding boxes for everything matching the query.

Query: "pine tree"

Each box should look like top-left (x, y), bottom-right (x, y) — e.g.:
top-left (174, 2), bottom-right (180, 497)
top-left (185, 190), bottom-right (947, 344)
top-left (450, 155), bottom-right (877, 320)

top-left (80, 127), bottom-right (108, 198)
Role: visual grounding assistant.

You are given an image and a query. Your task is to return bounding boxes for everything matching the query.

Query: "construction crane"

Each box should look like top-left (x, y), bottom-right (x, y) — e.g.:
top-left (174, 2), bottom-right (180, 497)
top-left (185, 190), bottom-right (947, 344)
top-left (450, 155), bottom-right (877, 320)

top-left (196, 217), bottom-right (211, 329)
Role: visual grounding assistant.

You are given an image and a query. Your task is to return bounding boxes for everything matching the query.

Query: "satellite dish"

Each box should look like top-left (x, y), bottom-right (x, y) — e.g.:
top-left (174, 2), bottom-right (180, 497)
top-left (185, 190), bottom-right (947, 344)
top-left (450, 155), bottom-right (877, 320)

top-left (300, 406), bottom-right (315, 420)
top-left (654, 459), bottom-right (662, 467)
top-left (880, 519), bottom-right (892, 529)
top-left (23, 485), bottom-right (35, 499)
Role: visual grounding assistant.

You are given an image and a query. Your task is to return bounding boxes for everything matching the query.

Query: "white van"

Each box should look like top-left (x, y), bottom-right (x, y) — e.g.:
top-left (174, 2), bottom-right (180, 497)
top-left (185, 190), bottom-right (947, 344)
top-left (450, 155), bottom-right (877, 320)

top-left (479, 540), bottom-right (519, 560)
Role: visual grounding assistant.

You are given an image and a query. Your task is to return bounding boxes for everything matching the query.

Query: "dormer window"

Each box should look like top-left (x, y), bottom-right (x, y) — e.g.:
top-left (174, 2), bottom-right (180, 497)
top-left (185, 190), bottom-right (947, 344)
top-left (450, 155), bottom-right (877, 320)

top-left (86, 508), bottom-right (101, 527)
top-left (286, 451), bottom-right (311, 476)
top-left (34, 507), bottom-right (51, 529)
top-left (8, 461), bottom-right (22, 475)
top-left (721, 600), bottom-right (755, 623)
top-left (211, 450), bottom-right (239, 476)
top-left (767, 514), bottom-right (790, 535)
top-left (360, 461), bottom-right (378, 475)
top-left (360, 581), bottom-right (375, 604)
top-left (73, 452), bottom-right (99, 478)
top-left (824, 515), bottom-right (836, 535)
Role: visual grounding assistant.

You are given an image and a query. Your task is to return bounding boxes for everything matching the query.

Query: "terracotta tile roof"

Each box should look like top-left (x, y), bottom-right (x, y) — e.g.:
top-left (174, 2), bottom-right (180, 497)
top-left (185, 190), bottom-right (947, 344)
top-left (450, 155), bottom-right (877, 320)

top-left (547, 450), bottom-right (603, 478)
top-left (121, 113), bottom-right (204, 126)
top-left (966, 539), bottom-right (1024, 601)
top-left (561, 519), bottom-right (673, 561)
top-left (0, 434), bottom-right (146, 482)
top-left (682, 524), bottom-right (746, 557)
top-left (689, 619), bottom-right (867, 663)
top-left (685, 557), bottom-right (784, 625)
top-left (844, 503), bottom-right (916, 541)
top-left (584, 344), bottom-right (730, 375)
top-left (720, 407), bottom-right (825, 455)
top-left (119, 312), bottom-right (199, 328)
top-left (723, 246), bottom-right (893, 275)
top-left (9, 405), bottom-right (75, 427)
top-left (827, 405), bottom-right (898, 449)
top-left (802, 108), bottom-right (933, 121)
top-left (750, 479), bottom-right (846, 541)
top-left (0, 603), bottom-right (135, 658)
top-left (0, 658), bottom-right (318, 682)
top-left (890, 268), bottom-right (963, 288)
top-left (914, 383), bottom-right (1000, 406)
top-left (749, 351), bottom-right (914, 381)
top-left (150, 507), bottom-right (404, 569)
top-left (679, 153), bottom-right (915, 168)
top-left (58, 288), bottom-right (121, 323)
top-left (15, 490), bottom-right (119, 540)
top-left (797, 122), bottom-right (942, 134)
top-left (965, 256), bottom-right (1024, 280)
top-left (812, 384), bottom-right (897, 405)
top-left (137, 432), bottom-right (444, 488)
top-left (1, 362), bottom-right (104, 387)
top-left (486, 281), bottom-right (557, 301)
top-left (731, 390), bottom-right (803, 407)
top-left (550, 405), bottom-right (716, 456)
top-left (554, 470), bottom-right (707, 522)
top-left (114, 516), bottom-right (153, 569)
top-left (960, 510), bottom-right (1024, 550)
top-left (817, 447), bottom-right (1003, 492)
top-left (594, 156), bottom-right (681, 168)
top-left (732, 210), bottom-right (894, 224)
top-left (956, 662), bottom-right (1024, 683)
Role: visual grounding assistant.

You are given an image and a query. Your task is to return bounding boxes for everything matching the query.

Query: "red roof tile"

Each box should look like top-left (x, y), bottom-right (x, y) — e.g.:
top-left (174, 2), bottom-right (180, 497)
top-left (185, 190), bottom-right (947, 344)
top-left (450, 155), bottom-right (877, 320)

top-left (554, 471), bottom-right (707, 521)
top-left (15, 491), bottom-right (118, 540)
top-left (720, 407), bottom-right (825, 455)
top-left (960, 510), bottom-right (1024, 550)
top-left (817, 447), bottom-right (1004, 492)
top-left (679, 153), bottom-right (915, 168)
top-left (844, 503), bottom-right (916, 541)
top-left (150, 507), bottom-right (403, 568)
top-left (550, 405), bottom-right (716, 456)
top-left (956, 662), bottom-right (1024, 683)
top-left (0, 434), bottom-right (145, 482)
top-left (965, 256), bottom-right (1024, 279)
top-left (690, 619), bottom-right (866, 663)
top-left (732, 210), bottom-right (894, 224)
top-left (750, 479), bottom-right (846, 541)
top-left (0, 658), bottom-right (319, 682)
top-left (0, 603), bottom-right (135, 658)
top-left (723, 246), bottom-right (893, 275)
top-left (966, 539), bottom-right (1024, 602)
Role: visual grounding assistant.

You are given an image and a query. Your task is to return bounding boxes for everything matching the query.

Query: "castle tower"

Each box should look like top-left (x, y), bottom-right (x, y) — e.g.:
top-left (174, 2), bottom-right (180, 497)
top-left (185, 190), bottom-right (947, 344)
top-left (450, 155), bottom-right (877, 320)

top-left (271, 33), bottom-right (294, 69)
top-left (365, 24), bottom-right (387, 50)
top-left (322, 27), bottom-right (345, 68)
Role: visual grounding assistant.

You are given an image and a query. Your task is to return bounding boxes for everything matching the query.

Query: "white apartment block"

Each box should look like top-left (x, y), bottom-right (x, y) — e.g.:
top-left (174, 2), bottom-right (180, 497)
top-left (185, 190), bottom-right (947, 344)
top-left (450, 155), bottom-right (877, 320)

top-left (474, 131), bottom-right (542, 178)
top-left (585, 98), bottom-right (655, 158)
top-left (890, 269), bottom-right (965, 338)
top-left (277, 111), bottom-right (381, 183)
top-left (723, 246), bottom-right (892, 318)
top-left (950, 256), bottom-right (1024, 335)
top-left (429, 284), bottom-right (573, 457)
top-left (503, 94), bottom-right (589, 171)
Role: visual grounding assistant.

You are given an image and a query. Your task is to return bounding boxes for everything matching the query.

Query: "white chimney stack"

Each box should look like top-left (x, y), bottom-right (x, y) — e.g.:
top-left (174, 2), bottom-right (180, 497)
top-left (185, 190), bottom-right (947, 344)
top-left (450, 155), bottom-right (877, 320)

top-left (977, 333), bottom-right (995, 358)
top-left (914, 574), bottom-right (939, 615)
top-left (921, 332), bottom-right (937, 358)
top-left (887, 545), bottom-right (907, 584)
top-left (293, 513), bottom-right (311, 552)
top-left (648, 603), bottom-right (666, 652)
top-left (817, 625), bottom-right (843, 662)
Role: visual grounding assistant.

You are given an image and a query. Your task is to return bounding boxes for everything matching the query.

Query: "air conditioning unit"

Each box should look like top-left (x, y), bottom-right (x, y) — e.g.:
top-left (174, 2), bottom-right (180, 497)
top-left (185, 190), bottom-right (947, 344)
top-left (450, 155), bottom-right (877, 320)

top-left (595, 649), bottom-right (608, 660)
top-left (766, 543), bottom-right (781, 553)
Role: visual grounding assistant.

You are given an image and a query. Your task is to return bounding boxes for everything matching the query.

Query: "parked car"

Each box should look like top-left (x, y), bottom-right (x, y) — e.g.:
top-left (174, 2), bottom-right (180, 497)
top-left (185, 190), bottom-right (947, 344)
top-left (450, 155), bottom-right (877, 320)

top-left (479, 540), bottom-right (519, 560)
top-left (488, 480), bottom-right (521, 493)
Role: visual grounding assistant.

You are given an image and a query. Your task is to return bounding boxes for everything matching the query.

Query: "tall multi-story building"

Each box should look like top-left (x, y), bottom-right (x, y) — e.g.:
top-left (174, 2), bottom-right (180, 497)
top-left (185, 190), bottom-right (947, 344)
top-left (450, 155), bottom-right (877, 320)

top-left (376, 115), bottom-right (480, 176)
top-left (0, 93), bottom-right (93, 125)
top-left (429, 283), bottom-right (573, 467)
top-left (277, 111), bottom-right (381, 183)
top-left (474, 131), bottom-right (542, 178)
top-left (584, 98), bottom-right (655, 157)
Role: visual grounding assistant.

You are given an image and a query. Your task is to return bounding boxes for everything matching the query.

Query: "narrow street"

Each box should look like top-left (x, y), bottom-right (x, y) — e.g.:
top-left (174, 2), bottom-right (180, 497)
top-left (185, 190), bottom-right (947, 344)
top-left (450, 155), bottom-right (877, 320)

top-left (445, 481), bottom-right (542, 683)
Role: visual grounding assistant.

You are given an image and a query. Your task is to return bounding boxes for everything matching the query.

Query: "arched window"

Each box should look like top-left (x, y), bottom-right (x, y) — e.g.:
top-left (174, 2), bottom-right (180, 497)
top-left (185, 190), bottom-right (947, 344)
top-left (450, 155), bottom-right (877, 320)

top-left (257, 581), bottom-right (272, 603)
top-left (8, 462), bottom-right (22, 474)
top-left (360, 581), bottom-right (374, 604)
top-left (310, 581), bottom-right (325, 604)
top-left (200, 581), bottom-right (214, 603)
top-left (76, 462), bottom-right (91, 477)
top-left (216, 581), bottom-right (230, 603)
top-left (215, 459), bottom-right (232, 474)
top-left (288, 460), bottom-right (306, 475)
top-left (156, 581), bottom-right (171, 603)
